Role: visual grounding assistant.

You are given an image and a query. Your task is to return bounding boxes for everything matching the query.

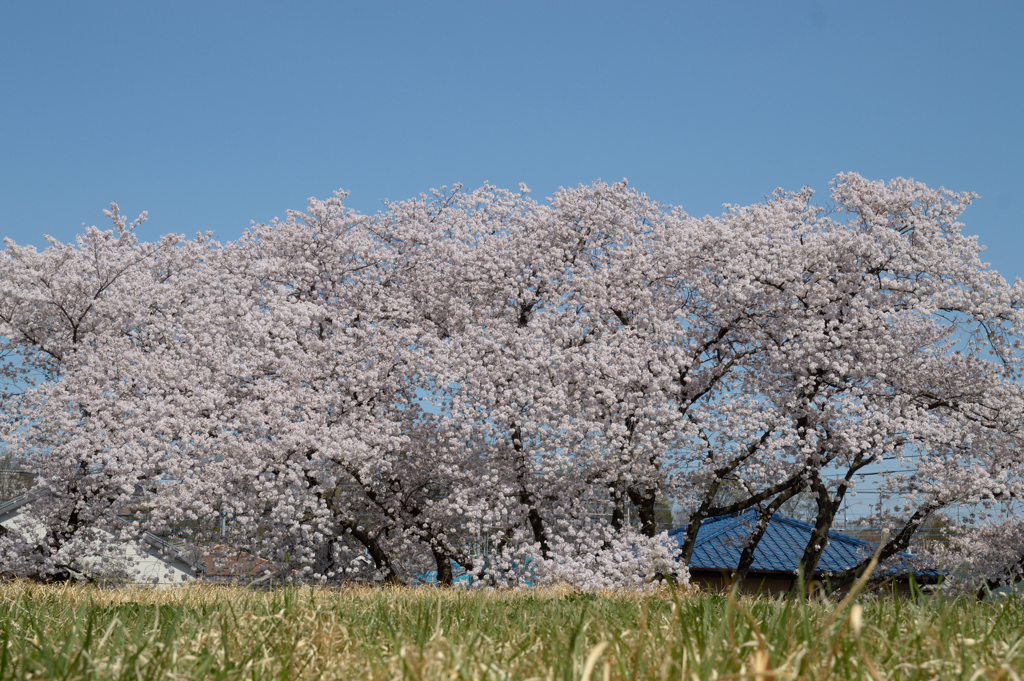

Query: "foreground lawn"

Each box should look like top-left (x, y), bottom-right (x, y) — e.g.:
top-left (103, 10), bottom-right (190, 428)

top-left (0, 583), bottom-right (1022, 680)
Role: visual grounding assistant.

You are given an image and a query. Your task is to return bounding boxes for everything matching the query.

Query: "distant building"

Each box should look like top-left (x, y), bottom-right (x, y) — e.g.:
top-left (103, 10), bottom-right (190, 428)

top-left (0, 487), bottom-right (302, 585)
top-left (0, 491), bottom-right (196, 584)
top-left (0, 469), bottom-right (34, 501)
top-left (670, 509), bottom-right (940, 594)
top-left (196, 544), bottom-right (293, 583)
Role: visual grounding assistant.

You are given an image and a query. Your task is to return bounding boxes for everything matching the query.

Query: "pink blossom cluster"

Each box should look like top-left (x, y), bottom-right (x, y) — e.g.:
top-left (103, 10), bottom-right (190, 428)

top-left (1, 174), bottom-right (1022, 589)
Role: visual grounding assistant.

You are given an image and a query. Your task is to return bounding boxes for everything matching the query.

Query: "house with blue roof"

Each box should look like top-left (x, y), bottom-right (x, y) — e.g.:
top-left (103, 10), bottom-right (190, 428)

top-left (669, 509), bottom-right (940, 594)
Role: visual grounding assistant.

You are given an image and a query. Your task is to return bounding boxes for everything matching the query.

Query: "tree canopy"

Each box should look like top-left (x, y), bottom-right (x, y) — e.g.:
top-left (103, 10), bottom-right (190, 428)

top-left (2, 174), bottom-right (1023, 590)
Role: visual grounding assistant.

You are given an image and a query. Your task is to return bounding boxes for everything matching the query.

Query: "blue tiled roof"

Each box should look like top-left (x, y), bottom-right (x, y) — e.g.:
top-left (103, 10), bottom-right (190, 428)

top-left (668, 509), bottom-right (936, 577)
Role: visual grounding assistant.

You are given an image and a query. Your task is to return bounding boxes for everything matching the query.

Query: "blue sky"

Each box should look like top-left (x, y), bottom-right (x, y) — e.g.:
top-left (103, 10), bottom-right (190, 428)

top-left (1, 1), bottom-right (1022, 283)
top-left (1, 1), bottom-right (1020, 524)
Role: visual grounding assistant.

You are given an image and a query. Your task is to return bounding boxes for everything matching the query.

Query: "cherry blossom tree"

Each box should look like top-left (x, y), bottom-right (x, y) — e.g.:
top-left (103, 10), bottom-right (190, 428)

top-left (0, 207), bottom-right (210, 580)
top-left (761, 175), bottom-right (1024, 593)
top-left (1, 173), bottom-right (1021, 590)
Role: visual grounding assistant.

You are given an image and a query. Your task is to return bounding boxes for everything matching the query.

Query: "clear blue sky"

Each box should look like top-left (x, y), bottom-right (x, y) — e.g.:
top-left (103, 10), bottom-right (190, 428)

top-left (1, 1), bottom-right (1022, 280)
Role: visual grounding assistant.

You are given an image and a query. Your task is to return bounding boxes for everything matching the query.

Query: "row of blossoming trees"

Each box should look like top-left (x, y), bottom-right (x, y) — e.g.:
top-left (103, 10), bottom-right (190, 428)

top-left (1, 173), bottom-right (1024, 591)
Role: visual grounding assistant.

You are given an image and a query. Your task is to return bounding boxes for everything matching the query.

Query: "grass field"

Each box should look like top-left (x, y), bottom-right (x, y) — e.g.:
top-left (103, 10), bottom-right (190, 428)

top-left (0, 582), bottom-right (1023, 680)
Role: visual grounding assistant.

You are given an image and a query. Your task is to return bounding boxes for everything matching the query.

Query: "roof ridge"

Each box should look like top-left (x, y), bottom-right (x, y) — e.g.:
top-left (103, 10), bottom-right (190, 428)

top-left (747, 514), bottom-right (883, 551)
top-left (665, 508), bottom-right (750, 538)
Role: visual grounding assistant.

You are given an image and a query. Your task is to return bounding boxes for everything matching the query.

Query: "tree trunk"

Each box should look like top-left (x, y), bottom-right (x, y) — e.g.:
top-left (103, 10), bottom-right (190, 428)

top-left (520, 492), bottom-right (551, 558)
top-left (732, 486), bottom-right (803, 591)
top-left (627, 486), bottom-right (658, 538)
top-left (827, 499), bottom-right (942, 595)
top-left (979, 552), bottom-right (1024, 600)
top-left (678, 471), bottom-right (805, 565)
top-left (788, 476), bottom-right (844, 599)
top-left (788, 455), bottom-right (873, 599)
top-left (511, 422), bottom-right (551, 558)
top-left (677, 482), bottom-right (721, 565)
top-left (676, 429), bottom-right (780, 564)
top-left (341, 519), bottom-right (403, 585)
top-left (311, 541), bottom-right (336, 579)
top-left (432, 546), bottom-right (454, 586)
top-left (610, 482), bottom-right (626, 533)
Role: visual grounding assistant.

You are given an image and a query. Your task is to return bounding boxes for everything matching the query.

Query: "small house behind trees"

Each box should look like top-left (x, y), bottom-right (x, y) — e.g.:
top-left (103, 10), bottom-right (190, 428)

top-left (671, 509), bottom-right (941, 594)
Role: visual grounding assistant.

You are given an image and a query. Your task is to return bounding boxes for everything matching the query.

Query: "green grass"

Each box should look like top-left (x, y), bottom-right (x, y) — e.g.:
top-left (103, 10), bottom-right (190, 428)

top-left (0, 582), bottom-right (1022, 680)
